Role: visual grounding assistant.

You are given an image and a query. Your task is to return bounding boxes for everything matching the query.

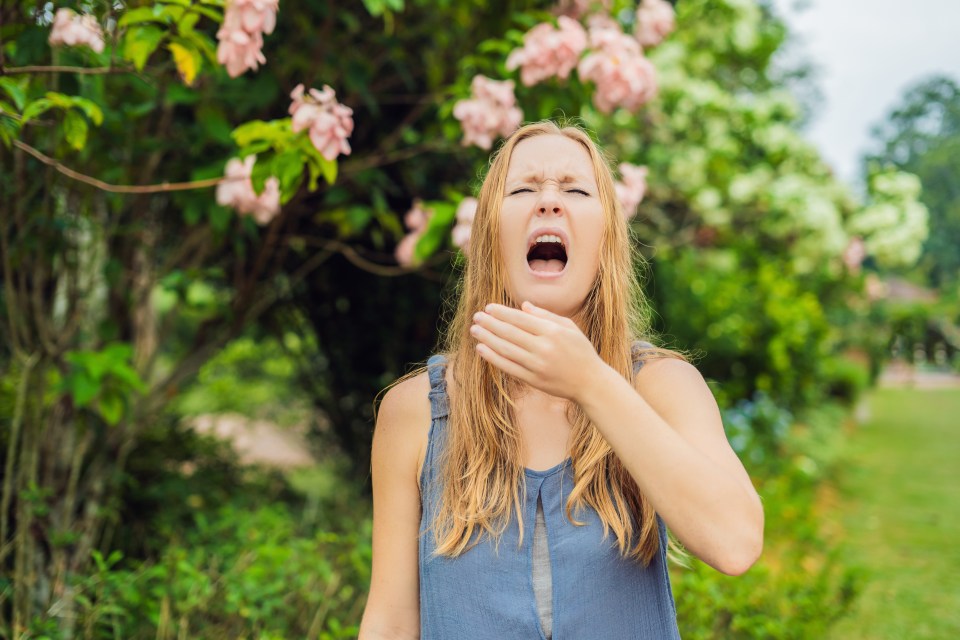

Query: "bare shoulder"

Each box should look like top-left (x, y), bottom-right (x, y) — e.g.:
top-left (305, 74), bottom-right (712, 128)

top-left (374, 371), bottom-right (433, 481)
top-left (633, 356), bottom-right (721, 422)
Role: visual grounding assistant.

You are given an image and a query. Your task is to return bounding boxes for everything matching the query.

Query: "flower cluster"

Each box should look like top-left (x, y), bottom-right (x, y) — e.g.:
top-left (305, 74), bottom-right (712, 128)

top-left (634, 0), bottom-right (676, 48)
top-left (215, 155), bottom-right (281, 225)
top-left (216, 0), bottom-right (279, 78)
top-left (48, 8), bottom-right (105, 53)
top-left (614, 163), bottom-right (649, 219)
top-left (578, 16), bottom-right (658, 113)
top-left (451, 197), bottom-right (478, 252)
top-left (395, 200), bottom-right (433, 267)
top-left (452, 75), bottom-right (523, 149)
top-left (288, 84), bottom-right (354, 161)
top-left (505, 16), bottom-right (587, 87)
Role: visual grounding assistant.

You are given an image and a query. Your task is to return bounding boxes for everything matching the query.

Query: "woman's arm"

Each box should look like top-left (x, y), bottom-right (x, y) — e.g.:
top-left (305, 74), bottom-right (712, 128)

top-left (358, 374), bottom-right (429, 640)
top-left (471, 302), bottom-right (763, 575)
top-left (577, 356), bottom-right (763, 575)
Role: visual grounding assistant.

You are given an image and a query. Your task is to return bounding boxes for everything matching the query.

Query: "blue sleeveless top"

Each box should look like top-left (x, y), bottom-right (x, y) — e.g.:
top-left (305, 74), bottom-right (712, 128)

top-left (419, 342), bottom-right (681, 639)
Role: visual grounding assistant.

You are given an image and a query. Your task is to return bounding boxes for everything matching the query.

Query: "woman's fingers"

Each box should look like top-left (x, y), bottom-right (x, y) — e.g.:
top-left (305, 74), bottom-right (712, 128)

top-left (470, 322), bottom-right (532, 366)
top-left (482, 303), bottom-right (553, 335)
top-left (473, 310), bottom-right (538, 351)
top-left (475, 342), bottom-right (532, 384)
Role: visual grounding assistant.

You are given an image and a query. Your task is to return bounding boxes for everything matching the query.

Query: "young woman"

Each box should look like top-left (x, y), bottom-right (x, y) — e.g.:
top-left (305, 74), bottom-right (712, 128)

top-left (359, 121), bottom-right (763, 639)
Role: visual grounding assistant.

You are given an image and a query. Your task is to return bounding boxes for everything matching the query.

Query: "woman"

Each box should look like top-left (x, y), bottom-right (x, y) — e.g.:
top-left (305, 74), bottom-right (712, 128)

top-left (359, 121), bottom-right (763, 639)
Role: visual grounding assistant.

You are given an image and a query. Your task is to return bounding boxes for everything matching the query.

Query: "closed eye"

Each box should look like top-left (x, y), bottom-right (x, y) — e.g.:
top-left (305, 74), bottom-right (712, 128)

top-left (567, 189), bottom-right (590, 196)
top-left (509, 188), bottom-right (533, 195)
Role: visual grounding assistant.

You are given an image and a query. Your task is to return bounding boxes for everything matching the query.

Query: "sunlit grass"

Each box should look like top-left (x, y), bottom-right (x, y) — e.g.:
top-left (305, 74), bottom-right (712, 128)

top-left (828, 388), bottom-right (960, 639)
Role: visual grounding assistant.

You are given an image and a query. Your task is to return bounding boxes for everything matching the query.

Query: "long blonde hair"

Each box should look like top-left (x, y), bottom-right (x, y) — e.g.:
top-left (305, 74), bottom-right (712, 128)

top-left (396, 120), bottom-right (687, 565)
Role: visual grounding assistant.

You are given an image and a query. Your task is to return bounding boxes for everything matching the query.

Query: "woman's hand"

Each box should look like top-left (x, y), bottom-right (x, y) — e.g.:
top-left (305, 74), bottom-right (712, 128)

top-left (470, 301), bottom-right (608, 402)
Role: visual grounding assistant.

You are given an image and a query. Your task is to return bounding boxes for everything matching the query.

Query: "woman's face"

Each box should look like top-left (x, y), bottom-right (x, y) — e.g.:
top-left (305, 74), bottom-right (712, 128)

top-left (499, 134), bottom-right (605, 319)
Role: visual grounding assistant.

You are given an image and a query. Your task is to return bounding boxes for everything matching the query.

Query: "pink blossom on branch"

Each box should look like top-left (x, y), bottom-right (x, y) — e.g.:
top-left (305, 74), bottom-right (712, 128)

top-left (634, 0), bottom-right (676, 48)
top-left (288, 83), bottom-right (354, 161)
top-left (577, 17), bottom-right (657, 113)
top-left (216, 0), bottom-right (278, 77)
top-left (395, 200), bottom-right (434, 267)
top-left (505, 16), bottom-right (587, 87)
top-left (555, 0), bottom-right (611, 20)
top-left (452, 75), bottom-right (523, 150)
top-left (48, 8), bottom-right (105, 53)
top-left (451, 197), bottom-right (478, 251)
top-left (614, 163), bottom-right (648, 219)
top-left (215, 155), bottom-right (281, 225)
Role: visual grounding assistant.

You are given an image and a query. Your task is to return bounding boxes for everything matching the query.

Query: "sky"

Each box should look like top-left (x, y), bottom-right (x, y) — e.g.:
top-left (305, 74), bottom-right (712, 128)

top-left (770, 0), bottom-right (960, 189)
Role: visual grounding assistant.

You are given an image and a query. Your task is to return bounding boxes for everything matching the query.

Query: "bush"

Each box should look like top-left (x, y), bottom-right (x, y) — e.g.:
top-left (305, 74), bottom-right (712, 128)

top-left (673, 400), bottom-right (861, 638)
top-left (68, 502), bottom-right (371, 640)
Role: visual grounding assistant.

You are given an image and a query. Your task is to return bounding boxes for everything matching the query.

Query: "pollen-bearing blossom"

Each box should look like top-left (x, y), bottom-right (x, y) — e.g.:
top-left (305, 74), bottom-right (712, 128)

top-left (577, 17), bottom-right (657, 113)
top-left (634, 0), bottom-right (676, 48)
top-left (288, 84), bottom-right (354, 161)
top-left (555, 0), bottom-right (611, 20)
top-left (452, 75), bottom-right (523, 150)
top-left (395, 200), bottom-right (433, 267)
top-left (216, 155), bottom-right (281, 225)
top-left (451, 197), bottom-right (478, 251)
top-left (505, 16), bottom-right (587, 87)
top-left (615, 163), bottom-right (648, 218)
top-left (48, 8), bottom-right (105, 53)
top-left (216, 0), bottom-right (278, 78)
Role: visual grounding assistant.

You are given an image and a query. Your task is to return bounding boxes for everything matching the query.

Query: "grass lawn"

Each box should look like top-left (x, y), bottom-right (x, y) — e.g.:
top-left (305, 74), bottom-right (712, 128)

top-left (827, 387), bottom-right (960, 640)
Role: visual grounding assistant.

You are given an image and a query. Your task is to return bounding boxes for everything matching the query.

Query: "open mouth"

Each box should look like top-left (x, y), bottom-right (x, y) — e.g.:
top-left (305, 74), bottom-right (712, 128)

top-left (526, 233), bottom-right (568, 274)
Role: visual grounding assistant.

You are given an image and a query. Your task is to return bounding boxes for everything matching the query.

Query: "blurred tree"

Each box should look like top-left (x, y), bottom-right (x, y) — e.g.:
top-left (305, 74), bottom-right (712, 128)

top-left (865, 75), bottom-right (960, 289)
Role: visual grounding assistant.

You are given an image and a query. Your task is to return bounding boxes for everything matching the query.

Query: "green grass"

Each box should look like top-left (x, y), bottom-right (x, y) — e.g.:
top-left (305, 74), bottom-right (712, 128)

top-left (828, 388), bottom-right (960, 640)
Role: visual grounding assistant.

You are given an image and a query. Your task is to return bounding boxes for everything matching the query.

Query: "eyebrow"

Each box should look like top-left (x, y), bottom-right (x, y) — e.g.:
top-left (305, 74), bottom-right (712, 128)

top-left (507, 171), bottom-right (589, 185)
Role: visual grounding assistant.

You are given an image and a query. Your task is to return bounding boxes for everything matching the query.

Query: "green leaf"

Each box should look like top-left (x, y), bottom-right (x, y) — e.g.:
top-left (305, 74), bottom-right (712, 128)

top-left (249, 154), bottom-right (273, 194)
top-left (273, 151), bottom-right (305, 202)
top-left (168, 39), bottom-right (203, 86)
top-left (63, 110), bottom-right (88, 150)
top-left (0, 77), bottom-right (27, 111)
top-left (118, 6), bottom-right (169, 28)
top-left (70, 372), bottom-right (99, 407)
top-left (177, 10), bottom-right (201, 33)
top-left (20, 98), bottom-right (55, 123)
top-left (179, 28), bottom-right (219, 65)
top-left (232, 119), bottom-right (288, 147)
top-left (98, 391), bottom-right (125, 426)
top-left (413, 201), bottom-right (456, 262)
top-left (186, 5), bottom-right (223, 23)
top-left (123, 25), bottom-right (166, 72)
top-left (68, 97), bottom-right (104, 126)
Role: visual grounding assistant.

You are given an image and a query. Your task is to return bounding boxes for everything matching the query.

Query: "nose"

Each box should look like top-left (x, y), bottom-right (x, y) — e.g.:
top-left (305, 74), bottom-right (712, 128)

top-left (536, 187), bottom-right (563, 216)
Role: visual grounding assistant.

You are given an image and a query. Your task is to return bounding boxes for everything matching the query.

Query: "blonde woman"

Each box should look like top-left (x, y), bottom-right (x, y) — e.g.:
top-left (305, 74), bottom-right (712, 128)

top-left (359, 121), bottom-right (763, 639)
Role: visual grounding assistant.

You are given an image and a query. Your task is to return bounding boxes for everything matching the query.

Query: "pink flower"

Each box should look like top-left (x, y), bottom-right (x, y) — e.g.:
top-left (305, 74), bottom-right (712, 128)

top-left (453, 75), bottom-right (523, 150)
top-left (505, 16), bottom-right (587, 87)
top-left (216, 0), bottom-right (278, 77)
top-left (555, 0), bottom-right (611, 20)
top-left (577, 19), bottom-right (657, 113)
top-left (395, 200), bottom-right (433, 267)
top-left (215, 155), bottom-right (281, 225)
top-left (289, 83), bottom-right (354, 161)
top-left (48, 8), bottom-right (105, 53)
top-left (634, 0), bottom-right (676, 48)
top-left (451, 197), bottom-right (478, 251)
top-left (614, 163), bottom-right (648, 218)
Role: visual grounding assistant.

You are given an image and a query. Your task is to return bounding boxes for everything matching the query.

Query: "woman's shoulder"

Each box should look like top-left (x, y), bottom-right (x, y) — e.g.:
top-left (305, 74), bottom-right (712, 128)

top-left (377, 370), bottom-right (432, 429)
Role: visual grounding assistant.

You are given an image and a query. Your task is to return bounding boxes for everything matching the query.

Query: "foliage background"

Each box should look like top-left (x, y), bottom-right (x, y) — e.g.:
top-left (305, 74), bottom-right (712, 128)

top-left (0, 0), bottom-right (949, 637)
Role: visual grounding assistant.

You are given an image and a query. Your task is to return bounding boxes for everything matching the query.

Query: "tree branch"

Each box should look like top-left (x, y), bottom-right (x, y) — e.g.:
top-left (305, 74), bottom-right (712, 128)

top-left (0, 64), bottom-right (136, 76)
top-left (12, 139), bottom-right (237, 194)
